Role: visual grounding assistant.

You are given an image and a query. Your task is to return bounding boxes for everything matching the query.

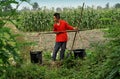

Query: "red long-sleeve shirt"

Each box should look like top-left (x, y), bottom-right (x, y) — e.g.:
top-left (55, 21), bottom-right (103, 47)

top-left (53, 20), bottom-right (74, 42)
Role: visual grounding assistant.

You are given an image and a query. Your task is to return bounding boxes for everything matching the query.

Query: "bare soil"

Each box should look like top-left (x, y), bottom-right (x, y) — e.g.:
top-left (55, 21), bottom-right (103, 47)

top-left (25, 29), bottom-right (106, 52)
top-left (6, 22), bottom-right (106, 52)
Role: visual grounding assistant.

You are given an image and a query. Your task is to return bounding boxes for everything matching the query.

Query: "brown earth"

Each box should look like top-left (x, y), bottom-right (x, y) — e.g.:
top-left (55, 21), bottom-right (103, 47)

top-left (5, 22), bottom-right (106, 52)
top-left (25, 29), bottom-right (106, 52)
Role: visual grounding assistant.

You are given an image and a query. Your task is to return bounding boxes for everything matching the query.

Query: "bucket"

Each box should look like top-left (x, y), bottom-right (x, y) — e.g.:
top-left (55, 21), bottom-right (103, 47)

top-left (30, 51), bottom-right (42, 64)
top-left (73, 49), bottom-right (86, 59)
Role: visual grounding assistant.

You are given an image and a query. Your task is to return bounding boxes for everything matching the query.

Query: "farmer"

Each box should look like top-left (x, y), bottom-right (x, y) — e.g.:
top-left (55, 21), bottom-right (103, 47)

top-left (52, 13), bottom-right (78, 61)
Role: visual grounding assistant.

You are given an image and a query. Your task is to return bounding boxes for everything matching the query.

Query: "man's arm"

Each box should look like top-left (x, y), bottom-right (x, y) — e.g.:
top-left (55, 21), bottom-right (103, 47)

top-left (65, 22), bottom-right (78, 31)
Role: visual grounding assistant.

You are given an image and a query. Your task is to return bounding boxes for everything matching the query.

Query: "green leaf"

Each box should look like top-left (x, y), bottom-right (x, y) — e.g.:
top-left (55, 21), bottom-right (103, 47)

top-left (0, 1), bottom-right (18, 6)
top-left (0, 20), bottom-right (5, 26)
top-left (20, 0), bottom-right (30, 3)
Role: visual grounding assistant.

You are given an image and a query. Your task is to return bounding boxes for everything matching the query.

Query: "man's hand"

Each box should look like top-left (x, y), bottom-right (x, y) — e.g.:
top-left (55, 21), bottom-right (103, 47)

top-left (74, 27), bottom-right (79, 31)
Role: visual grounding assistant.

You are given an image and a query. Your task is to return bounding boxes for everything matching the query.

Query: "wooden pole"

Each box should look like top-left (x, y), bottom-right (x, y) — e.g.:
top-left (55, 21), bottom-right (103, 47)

top-left (38, 30), bottom-right (81, 34)
top-left (69, 3), bottom-right (85, 56)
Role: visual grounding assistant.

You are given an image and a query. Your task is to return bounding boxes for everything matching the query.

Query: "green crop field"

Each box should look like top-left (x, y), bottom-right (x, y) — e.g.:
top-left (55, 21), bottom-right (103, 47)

top-left (16, 8), bottom-right (120, 32)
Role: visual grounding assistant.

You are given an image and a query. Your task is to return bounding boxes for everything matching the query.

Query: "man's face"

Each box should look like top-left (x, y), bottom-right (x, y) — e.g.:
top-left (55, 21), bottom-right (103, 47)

top-left (54, 16), bottom-right (58, 22)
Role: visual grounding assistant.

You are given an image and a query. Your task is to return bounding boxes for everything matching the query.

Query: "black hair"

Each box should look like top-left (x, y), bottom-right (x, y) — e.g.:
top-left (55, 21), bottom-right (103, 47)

top-left (53, 13), bottom-right (60, 19)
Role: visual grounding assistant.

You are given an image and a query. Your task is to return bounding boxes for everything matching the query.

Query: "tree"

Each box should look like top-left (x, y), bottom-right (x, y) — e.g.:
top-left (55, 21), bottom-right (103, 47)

top-left (97, 6), bottom-right (102, 9)
top-left (51, 7), bottom-right (54, 11)
top-left (3, 4), bottom-right (12, 12)
top-left (1, 0), bottom-right (13, 12)
top-left (21, 6), bottom-right (30, 11)
top-left (38, 7), bottom-right (42, 11)
top-left (105, 3), bottom-right (109, 9)
top-left (114, 3), bottom-right (120, 8)
top-left (63, 7), bottom-right (68, 11)
top-left (32, 2), bottom-right (39, 10)
top-left (56, 7), bottom-right (62, 12)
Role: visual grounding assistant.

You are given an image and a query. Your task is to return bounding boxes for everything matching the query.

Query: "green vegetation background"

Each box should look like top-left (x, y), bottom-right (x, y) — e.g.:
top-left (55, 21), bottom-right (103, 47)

top-left (0, 0), bottom-right (120, 79)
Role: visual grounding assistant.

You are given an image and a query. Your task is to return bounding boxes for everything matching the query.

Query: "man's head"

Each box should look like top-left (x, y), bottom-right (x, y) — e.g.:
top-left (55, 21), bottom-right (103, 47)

top-left (53, 13), bottom-right (60, 22)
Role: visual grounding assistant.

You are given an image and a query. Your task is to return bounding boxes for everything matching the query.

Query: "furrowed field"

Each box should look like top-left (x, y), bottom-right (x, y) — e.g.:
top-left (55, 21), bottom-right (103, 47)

top-left (0, 0), bottom-right (120, 79)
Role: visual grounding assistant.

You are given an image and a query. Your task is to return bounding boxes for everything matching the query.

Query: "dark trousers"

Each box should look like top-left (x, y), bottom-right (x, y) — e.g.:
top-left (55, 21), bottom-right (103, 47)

top-left (52, 42), bottom-right (67, 61)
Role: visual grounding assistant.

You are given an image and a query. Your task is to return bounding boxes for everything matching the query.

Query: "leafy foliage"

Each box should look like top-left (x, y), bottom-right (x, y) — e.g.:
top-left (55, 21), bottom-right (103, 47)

top-left (16, 8), bottom-right (120, 32)
top-left (0, 0), bottom-right (120, 79)
top-left (0, 0), bottom-right (31, 78)
top-left (104, 23), bottom-right (120, 79)
top-left (115, 3), bottom-right (120, 8)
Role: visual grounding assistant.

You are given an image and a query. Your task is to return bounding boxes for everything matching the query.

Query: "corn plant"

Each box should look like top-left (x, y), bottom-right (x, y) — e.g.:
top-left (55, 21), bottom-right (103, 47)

top-left (16, 8), bottom-right (120, 32)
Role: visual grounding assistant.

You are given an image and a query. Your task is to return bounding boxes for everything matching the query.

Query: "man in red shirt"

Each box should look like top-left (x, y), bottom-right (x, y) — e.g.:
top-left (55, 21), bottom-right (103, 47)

top-left (52, 13), bottom-right (77, 61)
